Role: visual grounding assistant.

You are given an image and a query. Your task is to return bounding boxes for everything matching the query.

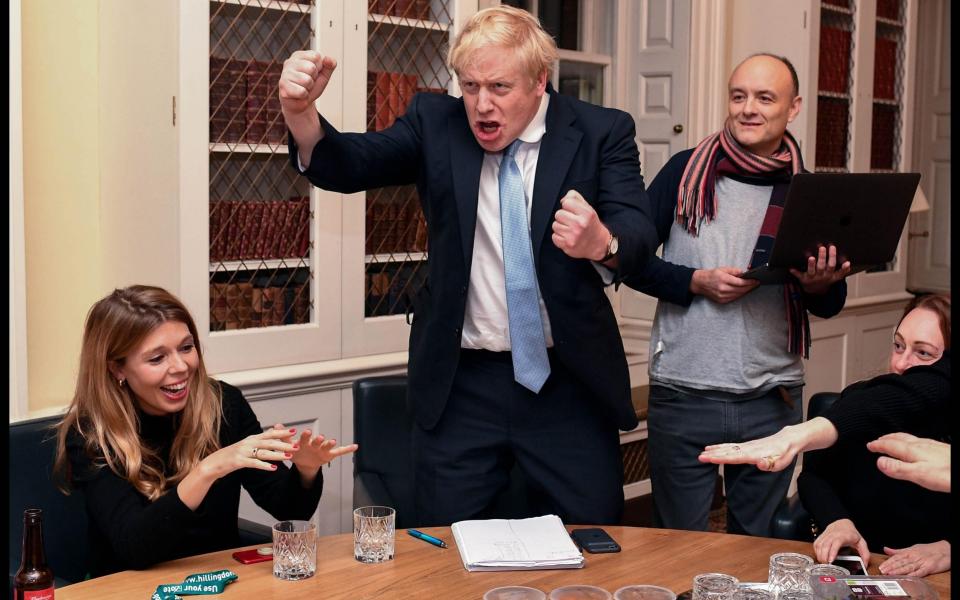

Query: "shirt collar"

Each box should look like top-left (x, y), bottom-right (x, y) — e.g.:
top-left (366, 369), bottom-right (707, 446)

top-left (516, 93), bottom-right (550, 145)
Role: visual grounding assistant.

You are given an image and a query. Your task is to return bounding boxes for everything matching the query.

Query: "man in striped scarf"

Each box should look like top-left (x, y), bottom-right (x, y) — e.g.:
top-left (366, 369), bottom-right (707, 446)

top-left (624, 54), bottom-right (851, 536)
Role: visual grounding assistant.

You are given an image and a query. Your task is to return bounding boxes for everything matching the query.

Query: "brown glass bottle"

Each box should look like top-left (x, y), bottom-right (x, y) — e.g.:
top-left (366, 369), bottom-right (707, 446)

top-left (13, 508), bottom-right (55, 600)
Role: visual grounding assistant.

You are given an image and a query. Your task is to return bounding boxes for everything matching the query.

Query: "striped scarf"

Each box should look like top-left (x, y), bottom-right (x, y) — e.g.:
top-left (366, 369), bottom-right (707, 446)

top-left (676, 121), bottom-right (811, 358)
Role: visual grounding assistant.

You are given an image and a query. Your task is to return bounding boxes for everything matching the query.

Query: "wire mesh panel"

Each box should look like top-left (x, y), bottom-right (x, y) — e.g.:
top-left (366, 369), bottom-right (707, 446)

top-left (364, 0), bottom-right (453, 318)
top-left (871, 0), bottom-right (906, 171)
top-left (208, 1), bottom-right (314, 331)
top-left (815, 2), bottom-right (856, 172)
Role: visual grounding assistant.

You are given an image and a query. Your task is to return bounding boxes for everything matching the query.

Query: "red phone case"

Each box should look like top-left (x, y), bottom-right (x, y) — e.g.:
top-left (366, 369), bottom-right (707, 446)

top-left (231, 548), bottom-right (274, 564)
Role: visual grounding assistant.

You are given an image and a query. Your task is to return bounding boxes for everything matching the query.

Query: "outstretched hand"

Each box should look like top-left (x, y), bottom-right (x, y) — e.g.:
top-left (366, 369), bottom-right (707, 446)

top-left (698, 430), bottom-right (797, 472)
top-left (286, 425), bottom-right (359, 475)
top-left (878, 541), bottom-right (951, 577)
top-left (199, 426), bottom-right (301, 479)
top-left (867, 432), bottom-right (951, 492)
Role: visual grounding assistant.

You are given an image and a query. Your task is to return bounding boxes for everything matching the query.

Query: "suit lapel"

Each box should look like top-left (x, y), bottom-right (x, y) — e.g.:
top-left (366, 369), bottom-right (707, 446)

top-left (449, 114), bottom-right (484, 272)
top-left (531, 93), bottom-right (582, 264)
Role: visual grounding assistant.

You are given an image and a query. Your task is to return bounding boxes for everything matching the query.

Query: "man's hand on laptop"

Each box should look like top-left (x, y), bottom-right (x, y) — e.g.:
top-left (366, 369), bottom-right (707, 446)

top-left (690, 267), bottom-right (760, 304)
top-left (789, 245), bottom-right (852, 295)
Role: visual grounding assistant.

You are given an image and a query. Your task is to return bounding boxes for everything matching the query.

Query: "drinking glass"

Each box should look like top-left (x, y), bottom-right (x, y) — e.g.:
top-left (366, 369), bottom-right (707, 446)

top-left (272, 519), bottom-right (317, 581)
top-left (691, 573), bottom-right (739, 600)
top-left (767, 553), bottom-right (813, 597)
top-left (353, 506), bottom-right (396, 563)
top-left (549, 584), bottom-right (613, 600)
top-left (484, 586), bottom-right (548, 600)
top-left (806, 563), bottom-right (850, 598)
top-left (732, 587), bottom-right (773, 600)
top-left (613, 584), bottom-right (677, 600)
top-left (777, 592), bottom-right (814, 600)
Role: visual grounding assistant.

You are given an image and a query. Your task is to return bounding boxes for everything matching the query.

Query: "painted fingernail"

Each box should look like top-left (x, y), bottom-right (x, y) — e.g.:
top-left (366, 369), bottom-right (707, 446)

top-left (284, 452), bottom-right (293, 458)
top-left (271, 464), bottom-right (278, 470)
top-left (293, 444), bottom-right (300, 449)
top-left (289, 428), bottom-right (296, 433)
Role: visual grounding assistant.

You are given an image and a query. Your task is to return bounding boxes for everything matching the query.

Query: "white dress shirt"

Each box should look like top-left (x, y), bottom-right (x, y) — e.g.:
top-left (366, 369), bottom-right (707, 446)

top-left (461, 94), bottom-right (554, 351)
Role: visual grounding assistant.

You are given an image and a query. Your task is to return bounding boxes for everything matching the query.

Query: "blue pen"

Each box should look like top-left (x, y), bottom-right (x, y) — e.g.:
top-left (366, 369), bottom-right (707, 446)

top-left (408, 529), bottom-right (448, 548)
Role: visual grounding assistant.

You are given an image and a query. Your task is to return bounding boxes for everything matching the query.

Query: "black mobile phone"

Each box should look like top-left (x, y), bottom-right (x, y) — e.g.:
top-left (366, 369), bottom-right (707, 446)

top-left (570, 528), bottom-right (621, 553)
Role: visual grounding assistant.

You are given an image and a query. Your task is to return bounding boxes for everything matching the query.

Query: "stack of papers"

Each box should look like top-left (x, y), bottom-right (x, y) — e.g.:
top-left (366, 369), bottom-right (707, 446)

top-left (451, 515), bottom-right (585, 572)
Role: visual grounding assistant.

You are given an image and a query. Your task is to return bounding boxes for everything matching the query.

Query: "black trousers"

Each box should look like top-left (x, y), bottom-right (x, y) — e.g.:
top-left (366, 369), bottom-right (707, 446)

top-left (412, 348), bottom-right (624, 526)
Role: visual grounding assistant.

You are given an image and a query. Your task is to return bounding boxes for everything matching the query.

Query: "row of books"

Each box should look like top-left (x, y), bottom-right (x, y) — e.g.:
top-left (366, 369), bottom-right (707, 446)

top-left (873, 38), bottom-right (898, 100)
top-left (366, 186), bottom-right (428, 255)
top-left (210, 198), bottom-right (310, 262)
top-left (816, 97), bottom-right (849, 168)
top-left (210, 280), bottom-right (310, 330)
top-left (368, 0), bottom-right (431, 20)
top-left (367, 70), bottom-right (447, 131)
top-left (210, 57), bottom-right (285, 145)
top-left (870, 104), bottom-right (898, 170)
top-left (818, 27), bottom-right (851, 94)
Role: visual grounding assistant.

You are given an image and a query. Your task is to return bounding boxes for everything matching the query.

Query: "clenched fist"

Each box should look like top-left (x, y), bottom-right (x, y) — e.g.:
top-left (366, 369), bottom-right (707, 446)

top-left (278, 50), bottom-right (337, 117)
top-left (551, 190), bottom-right (611, 261)
top-left (278, 50), bottom-right (338, 167)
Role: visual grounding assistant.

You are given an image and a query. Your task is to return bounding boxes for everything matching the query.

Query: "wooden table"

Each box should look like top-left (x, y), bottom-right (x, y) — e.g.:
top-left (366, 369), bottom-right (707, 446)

top-left (57, 526), bottom-right (950, 599)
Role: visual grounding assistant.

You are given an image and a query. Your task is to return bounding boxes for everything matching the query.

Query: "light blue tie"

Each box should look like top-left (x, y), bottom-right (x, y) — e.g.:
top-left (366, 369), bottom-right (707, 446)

top-left (499, 139), bottom-right (550, 393)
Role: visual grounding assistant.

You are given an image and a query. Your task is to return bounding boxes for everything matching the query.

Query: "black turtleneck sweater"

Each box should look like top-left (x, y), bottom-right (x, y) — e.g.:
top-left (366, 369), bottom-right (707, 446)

top-left (798, 350), bottom-right (952, 552)
top-left (66, 380), bottom-right (324, 578)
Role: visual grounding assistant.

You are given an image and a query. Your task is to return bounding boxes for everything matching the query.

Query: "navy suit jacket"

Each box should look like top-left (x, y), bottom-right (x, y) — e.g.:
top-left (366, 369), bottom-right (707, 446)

top-left (291, 87), bottom-right (657, 432)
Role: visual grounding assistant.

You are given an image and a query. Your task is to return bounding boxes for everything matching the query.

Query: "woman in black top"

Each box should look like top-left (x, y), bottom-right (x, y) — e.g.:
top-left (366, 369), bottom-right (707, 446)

top-left (53, 285), bottom-right (358, 577)
top-left (699, 294), bottom-right (950, 577)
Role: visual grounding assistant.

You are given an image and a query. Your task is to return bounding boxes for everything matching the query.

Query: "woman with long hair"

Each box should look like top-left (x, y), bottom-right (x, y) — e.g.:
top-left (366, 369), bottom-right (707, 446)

top-left (699, 293), bottom-right (950, 577)
top-left (54, 285), bottom-right (357, 577)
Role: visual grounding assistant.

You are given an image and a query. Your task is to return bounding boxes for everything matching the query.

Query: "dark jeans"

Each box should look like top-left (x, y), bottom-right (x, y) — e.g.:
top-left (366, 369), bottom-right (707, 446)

top-left (413, 349), bottom-right (625, 526)
top-left (647, 383), bottom-right (803, 536)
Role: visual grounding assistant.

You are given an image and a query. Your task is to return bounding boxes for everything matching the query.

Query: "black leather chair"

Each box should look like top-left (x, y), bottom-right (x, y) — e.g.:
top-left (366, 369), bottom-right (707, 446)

top-left (352, 375), bottom-right (531, 529)
top-left (769, 392), bottom-right (840, 541)
top-left (9, 415), bottom-right (271, 593)
top-left (10, 416), bottom-right (89, 591)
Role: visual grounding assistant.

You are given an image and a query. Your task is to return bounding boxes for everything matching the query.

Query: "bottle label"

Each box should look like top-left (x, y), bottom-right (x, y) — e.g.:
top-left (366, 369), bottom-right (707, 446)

top-left (23, 588), bottom-right (55, 600)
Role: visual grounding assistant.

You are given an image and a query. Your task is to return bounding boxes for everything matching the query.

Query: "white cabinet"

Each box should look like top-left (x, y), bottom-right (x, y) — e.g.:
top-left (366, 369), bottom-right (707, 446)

top-left (99, 0), bottom-right (477, 377)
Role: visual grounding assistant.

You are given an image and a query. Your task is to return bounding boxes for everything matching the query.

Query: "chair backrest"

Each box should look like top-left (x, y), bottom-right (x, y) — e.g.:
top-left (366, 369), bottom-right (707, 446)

top-left (769, 391), bottom-right (842, 541)
top-left (9, 415), bottom-right (89, 586)
top-left (352, 376), bottom-right (418, 528)
top-left (807, 391), bottom-right (840, 420)
top-left (352, 375), bottom-right (532, 529)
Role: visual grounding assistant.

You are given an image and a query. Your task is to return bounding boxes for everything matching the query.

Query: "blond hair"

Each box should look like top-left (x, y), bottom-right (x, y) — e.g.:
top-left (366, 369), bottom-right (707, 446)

top-left (54, 285), bottom-right (223, 501)
top-left (448, 5), bottom-right (558, 85)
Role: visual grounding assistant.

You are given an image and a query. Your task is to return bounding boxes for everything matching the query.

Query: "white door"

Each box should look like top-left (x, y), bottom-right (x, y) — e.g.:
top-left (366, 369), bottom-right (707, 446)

top-left (617, 0), bottom-right (691, 324)
top-left (907, 0), bottom-right (950, 293)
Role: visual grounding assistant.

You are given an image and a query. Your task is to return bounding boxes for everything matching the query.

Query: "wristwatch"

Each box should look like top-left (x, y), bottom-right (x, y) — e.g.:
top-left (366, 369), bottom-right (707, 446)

top-left (600, 233), bottom-right (619, 262)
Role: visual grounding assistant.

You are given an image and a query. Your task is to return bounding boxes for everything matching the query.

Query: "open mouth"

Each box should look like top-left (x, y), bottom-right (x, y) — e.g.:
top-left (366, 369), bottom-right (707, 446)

top-left (474, 120), bottom-right (502, 141)
top-left (160, 380), bottom-right (189, 400)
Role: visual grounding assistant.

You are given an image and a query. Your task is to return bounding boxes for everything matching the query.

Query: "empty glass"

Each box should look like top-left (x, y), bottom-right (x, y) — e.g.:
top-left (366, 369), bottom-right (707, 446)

top-left (692, 573), bottom-right (739, 600)
top-left (732, 587), bottom-right (773, 600)
top-left (549, 585), bottom-right (613, 600)
top-left (767, 553), bottom-right (813, 597)
top-left (272, 519), bottom-right (317, 581)
top-left (484, 586), bottom-right (548, 600)
top-left (806, 563), bottom-right (850, 598)
top-left (353, 506), bottom-right (396, 563)
top-left (614, 584), bottom-right (677, 600)
top-left (777, 592), bottom-right (814, 600)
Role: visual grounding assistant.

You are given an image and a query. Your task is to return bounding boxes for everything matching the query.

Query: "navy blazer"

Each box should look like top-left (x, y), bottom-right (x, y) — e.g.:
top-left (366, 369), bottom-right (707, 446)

top-left (292, 87), bottom-right (657, 432)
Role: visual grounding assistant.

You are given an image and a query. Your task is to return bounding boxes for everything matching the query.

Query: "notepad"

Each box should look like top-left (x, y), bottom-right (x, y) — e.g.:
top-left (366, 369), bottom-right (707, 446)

top-left (451, 515), bottom-right (585, 572)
